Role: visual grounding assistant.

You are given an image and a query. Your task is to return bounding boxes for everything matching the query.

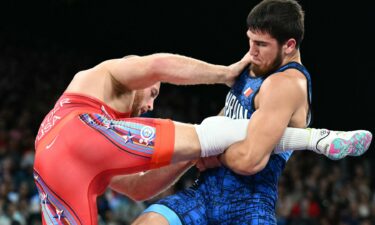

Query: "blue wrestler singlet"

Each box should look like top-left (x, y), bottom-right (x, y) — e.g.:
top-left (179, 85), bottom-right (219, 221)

top-left (145, 62), bottom-right (312, 225)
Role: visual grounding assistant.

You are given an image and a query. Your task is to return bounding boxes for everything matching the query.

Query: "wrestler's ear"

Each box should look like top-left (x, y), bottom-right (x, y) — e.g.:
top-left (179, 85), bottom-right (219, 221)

top-left (283, 38), bottom-right (296, 54)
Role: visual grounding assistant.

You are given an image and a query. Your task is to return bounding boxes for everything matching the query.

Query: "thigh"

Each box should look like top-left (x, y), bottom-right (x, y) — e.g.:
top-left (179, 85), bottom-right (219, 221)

top-left (143, 188), bottom-right (208, 225)
top-left (212, 207), bottom-right (277, 225)
top-left (200, 168), bottom-right (277, 225)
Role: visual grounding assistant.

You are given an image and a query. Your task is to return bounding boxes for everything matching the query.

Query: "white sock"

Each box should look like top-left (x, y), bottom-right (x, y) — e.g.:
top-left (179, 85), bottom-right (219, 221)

top-left (274, 128), bottom-right (326, 154)
top-left (196, 120), bottom-right (372, 160)
top-left (195, 118), bottom-right (325, 157)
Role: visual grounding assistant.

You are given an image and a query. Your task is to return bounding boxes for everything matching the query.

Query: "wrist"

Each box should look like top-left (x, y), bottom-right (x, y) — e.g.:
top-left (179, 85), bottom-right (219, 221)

top-left (224, 67), bottom-right (234, 84)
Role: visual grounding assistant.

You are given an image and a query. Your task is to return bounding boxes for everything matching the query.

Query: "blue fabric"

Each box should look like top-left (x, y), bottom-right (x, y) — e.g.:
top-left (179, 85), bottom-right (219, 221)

top-left (149, 62), bottom-right (312, 225)
top-left (144, 204), bottom-right (183, 225)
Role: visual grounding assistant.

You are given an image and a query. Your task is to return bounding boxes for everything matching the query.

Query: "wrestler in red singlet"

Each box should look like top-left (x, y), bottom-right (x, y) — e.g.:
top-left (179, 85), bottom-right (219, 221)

top-left (34, 93), bottom-right (175, 225)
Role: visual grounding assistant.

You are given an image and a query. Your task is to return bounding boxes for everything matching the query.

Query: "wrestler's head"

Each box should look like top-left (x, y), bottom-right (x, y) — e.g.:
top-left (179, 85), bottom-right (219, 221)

top-left (246, 0), bottom-right (304, 76)
top-left (131, 82), bottom-right (160, 117)
top-left (247, 29), bottom-right (283, 76)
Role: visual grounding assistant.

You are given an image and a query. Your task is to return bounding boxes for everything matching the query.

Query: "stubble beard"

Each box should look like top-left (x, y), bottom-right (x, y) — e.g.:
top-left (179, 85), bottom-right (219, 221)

top-left (130, 91), bottom-right (144, 117)
top-left (250, 47), bottom-right (283, 76)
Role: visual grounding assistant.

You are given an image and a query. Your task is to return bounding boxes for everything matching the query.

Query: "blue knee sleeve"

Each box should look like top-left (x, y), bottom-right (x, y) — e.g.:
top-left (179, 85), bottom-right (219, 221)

top-left (143, 204), bottom-right (182, 225)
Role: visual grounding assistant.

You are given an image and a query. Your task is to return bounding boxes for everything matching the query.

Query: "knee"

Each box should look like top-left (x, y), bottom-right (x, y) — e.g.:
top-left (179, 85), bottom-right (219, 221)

top-left (131, 212), bottom-right (169, 225)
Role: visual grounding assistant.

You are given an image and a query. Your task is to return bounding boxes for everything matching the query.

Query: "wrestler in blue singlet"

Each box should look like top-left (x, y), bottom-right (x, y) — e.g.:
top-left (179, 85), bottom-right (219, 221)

top-left (144, 62), bottom-right (312, 225)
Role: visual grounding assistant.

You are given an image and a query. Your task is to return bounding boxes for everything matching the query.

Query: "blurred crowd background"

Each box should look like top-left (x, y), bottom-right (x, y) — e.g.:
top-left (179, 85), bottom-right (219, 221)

top-left (1, 0), bottom-right (374, 225)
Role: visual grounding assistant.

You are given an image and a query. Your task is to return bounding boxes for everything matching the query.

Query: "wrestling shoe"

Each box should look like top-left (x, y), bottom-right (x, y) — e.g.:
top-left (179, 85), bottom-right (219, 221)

top-left (313, 129), bottom-right (373, 160)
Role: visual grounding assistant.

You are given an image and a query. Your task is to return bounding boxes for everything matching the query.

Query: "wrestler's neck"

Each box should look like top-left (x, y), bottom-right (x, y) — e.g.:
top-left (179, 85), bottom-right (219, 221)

top-left (105, 90), bottom-right (135, 114)
top-left (282, 50), bottom-right (301, 66)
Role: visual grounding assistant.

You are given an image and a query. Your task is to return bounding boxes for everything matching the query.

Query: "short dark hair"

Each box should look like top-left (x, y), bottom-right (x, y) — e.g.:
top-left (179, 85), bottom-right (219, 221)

top-left (247, 0), bottom-right (305, 48)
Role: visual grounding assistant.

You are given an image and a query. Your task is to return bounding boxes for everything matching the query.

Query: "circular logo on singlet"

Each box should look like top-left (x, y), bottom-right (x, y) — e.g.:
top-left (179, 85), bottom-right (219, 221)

top-left (140, 126), bottom-right (155, 140)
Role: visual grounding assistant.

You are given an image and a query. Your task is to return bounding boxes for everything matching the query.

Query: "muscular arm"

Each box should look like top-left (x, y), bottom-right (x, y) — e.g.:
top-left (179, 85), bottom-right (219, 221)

top-left (109, 160), bottom-right (195, 201)
top-left (220, 73), bottom-right (307, 175)
top-left (105, 53), bottom-right (250, 90)
top-left (66, 53), bottom-right (250, 100)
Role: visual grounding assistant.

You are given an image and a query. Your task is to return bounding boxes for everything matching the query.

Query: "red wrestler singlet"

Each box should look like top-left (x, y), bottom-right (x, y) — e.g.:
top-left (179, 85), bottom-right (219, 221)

top-left (33, 93), bottom-right (175, 225)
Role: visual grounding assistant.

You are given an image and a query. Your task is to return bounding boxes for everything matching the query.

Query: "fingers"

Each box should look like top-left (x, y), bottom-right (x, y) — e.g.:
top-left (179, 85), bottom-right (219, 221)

top-left (226, 53), bottom-right (251, 87)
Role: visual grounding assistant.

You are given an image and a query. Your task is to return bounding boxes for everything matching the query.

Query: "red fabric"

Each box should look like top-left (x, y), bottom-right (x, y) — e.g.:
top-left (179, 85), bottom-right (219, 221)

top-left (34, 93), bottom-right (175, 225)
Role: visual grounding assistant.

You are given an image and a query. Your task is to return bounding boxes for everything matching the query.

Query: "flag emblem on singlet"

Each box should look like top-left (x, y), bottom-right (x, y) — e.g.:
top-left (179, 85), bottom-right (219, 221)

top-left (79, 113), bottom-right (155, 157)
top-left (243, 87), bottom-right (253, 97)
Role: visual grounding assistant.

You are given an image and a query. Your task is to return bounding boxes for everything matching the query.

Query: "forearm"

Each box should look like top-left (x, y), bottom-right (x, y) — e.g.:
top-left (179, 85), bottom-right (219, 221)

top-left (107, 53), bottom-right (234, 90)
top-left (110, 160), bottom-right (195, 201)
top-left (151, 53), bottom-right (232, 85)
top-left (220, 111), bottom-right (288, 175)
top-left (220, 141), bottom-right (272, 176)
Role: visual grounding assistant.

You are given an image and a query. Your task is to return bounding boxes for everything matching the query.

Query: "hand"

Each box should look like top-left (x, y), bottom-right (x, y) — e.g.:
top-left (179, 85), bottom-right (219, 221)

top-left (226, 52), bottom-right (251, 87)
top-left (195, 156), bottom-right (222, 172)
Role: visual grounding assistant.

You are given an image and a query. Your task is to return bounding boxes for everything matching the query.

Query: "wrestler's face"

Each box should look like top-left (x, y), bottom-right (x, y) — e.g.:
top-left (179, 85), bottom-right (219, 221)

top-left (131, 82), bottom-right (160, 117)
top-left (247, 29), bottom-right (283, 76)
